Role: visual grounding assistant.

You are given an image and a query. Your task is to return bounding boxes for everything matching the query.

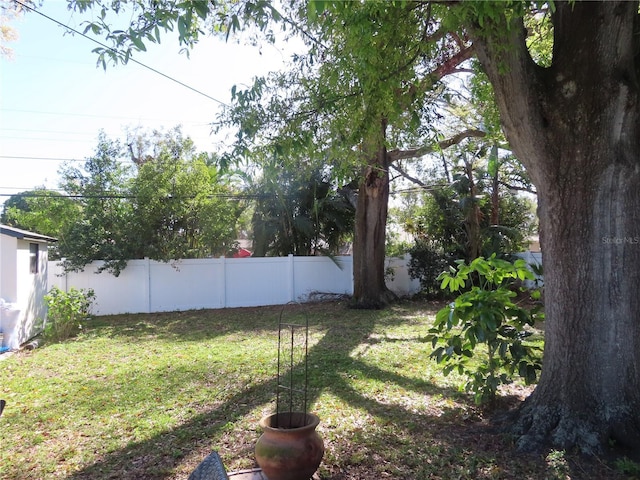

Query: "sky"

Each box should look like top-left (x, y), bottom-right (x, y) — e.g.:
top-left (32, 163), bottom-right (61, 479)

top-left (0, 1), bottom-right (289, 208)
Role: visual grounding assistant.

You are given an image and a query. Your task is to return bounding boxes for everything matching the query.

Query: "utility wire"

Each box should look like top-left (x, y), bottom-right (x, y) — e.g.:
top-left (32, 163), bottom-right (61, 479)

top-left (0, 135), bottom-right (96, 143)
top-left (0, 127), bottom-right (98, 135)
top-left (0, 191), bottom-right (291, 200)
top-left (0, 186), bottom-right (419, 199)
top-left (1, 107), bottom-right (172, 121)
top-left (1, 107), bottom-right (215, 125)
top-left (13, 0), bottom-right (228, 107)
top-left (1, 155), bottom-right (94, 162)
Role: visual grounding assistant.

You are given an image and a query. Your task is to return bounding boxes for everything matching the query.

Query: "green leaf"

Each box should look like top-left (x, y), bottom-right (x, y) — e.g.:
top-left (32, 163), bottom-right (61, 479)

top-left (193, 1), bottom-right (210, 20)
top-left (178, 16), bottom-right (187, 40)
top-left (487, 144), bottom-right (499, 177)
top-left (308, 0), bottom-right (327, 21)
top-left (435, 306), bottom-right (451, 327)
top-left (431, 347), bottom-right (445, 363)
top-left (130, 33), bottom-right (146, 51)
top-left (475, 325), bottom-right (485, 342)
top-left (516, 268), bottom-right (527, 281)
top-left (232, 14), bottom-right (241, 32)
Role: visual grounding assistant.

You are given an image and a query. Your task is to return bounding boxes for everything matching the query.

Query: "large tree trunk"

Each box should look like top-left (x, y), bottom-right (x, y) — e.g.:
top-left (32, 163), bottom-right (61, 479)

top-left (473, 2), bottom-right (640, 453)
top-left (352, 136), bottom-right (396, 309)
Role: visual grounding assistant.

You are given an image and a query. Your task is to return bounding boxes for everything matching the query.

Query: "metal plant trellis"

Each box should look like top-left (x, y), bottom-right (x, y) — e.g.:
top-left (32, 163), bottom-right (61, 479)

top-left (275, 302), bottom-right (310, 427)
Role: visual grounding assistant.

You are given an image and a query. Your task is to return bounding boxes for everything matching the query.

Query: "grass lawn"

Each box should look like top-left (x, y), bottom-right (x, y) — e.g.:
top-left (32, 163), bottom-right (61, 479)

top-left (0, 300), bottom-right (635, 479)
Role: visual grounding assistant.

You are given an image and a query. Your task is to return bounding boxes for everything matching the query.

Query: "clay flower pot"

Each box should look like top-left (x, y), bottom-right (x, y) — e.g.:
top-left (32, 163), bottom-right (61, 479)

top-left (255, 412), bottom-right (324, 480)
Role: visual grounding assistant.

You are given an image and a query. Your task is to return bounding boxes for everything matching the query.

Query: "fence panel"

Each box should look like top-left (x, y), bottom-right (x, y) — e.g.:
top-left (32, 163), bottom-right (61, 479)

top-left (49, 260), bottom-right (150, 315)
top-left (150, 259), bottom-right (224, 312)
top-left (385, 254), bottom-right (421, 297)
top-left (293, 256), bottom-right (353, 301)
top-left (224, 257), bottom-right (292, 308)
top-left (48, 255), bottom-right (422, 316)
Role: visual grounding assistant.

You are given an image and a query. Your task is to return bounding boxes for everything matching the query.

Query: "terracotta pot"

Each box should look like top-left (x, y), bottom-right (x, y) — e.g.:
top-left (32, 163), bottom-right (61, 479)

top-left (255, 412), bottom-right (324, 480)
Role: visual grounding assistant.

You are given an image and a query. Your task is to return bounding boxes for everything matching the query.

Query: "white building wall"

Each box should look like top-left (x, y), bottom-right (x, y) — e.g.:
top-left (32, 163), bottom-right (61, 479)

top-left (13, 239), bottom-right (49, 345)
top-left (0, 234), bottom-right (17, 302)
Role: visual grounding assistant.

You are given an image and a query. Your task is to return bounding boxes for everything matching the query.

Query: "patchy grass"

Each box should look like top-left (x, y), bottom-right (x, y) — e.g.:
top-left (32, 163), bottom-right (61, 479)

top-left (0, 300), bottom-right (633, 479)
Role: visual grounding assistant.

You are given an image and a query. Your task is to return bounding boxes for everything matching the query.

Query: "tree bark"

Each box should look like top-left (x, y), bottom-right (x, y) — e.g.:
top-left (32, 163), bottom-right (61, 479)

top-left (352, 127), bottom-right (487, 308)
top-left (472, 1), bottom-right (640, 453)
top-left (352, 124), bottom-right (396, 309)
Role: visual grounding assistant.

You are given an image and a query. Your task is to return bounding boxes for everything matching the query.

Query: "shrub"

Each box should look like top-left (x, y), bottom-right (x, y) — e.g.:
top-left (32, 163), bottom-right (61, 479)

top-left (44, 287), bottom-right (96, 342)
top-left (428, 255), bottom-right (544, 405)
top-left (408, 239), bottom-right (458, 299)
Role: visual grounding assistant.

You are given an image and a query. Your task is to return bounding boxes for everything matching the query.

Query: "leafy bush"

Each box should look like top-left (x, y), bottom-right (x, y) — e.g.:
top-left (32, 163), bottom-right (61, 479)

top-left (408, 239), bottom-right (458, 299)
top-left (614, 457), bottom-right (640, 477)
top-left (428, 255), bottom-right (544, 405)
top-left (44, 287), bottom-right (96, 342)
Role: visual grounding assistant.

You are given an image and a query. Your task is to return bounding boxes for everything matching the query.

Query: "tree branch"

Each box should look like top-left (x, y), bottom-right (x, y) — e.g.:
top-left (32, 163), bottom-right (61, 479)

top-left (499, 180), bottom-right (537, 195)
top-left (395, 34), bottom-right (474, 107)
top-left (469, 11), bottom-right (547, 180)
top-left (388, 128), bottom-right (486, 162)
top-left (389, 166), bottom-right (454, 193)
top-left (389, 163), bottom-right (427, 187)
top-left (430, 44), bottom-right (476, 82)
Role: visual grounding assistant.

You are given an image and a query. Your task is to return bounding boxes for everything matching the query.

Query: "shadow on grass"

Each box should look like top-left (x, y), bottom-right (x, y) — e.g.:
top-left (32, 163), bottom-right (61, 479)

top-left (86, 305), bottom-right (287, 344)
top-left (59, 303), bottom-right (439, 478)
top-left (60, 301), bottom-right (619, 480)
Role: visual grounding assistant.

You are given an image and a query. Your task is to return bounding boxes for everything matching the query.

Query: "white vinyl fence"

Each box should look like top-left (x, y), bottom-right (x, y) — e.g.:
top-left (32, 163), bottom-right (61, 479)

top-left (515, 251), bottom-right (543, 287)
top-left (48, 255), bottom-right (421, 316)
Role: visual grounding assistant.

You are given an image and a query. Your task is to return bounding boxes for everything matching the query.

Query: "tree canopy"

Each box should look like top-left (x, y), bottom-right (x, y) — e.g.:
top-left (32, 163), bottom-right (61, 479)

top-left (4, 128), bottom-right (245, 274)
top-left (249, 161), bottom-right (355, 257)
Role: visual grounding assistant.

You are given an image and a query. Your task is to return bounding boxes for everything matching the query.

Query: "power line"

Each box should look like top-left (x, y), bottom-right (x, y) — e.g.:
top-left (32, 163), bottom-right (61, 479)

top-left (1, 155), bottom-right (89, 162)
top-left (0, 155), bottom-right (137, 165)
top-left (0, 187), bottom-right (420, 200)
top-left (1, 107), bottom-right (170, 121)
top-left (13, 0), bottom-right (229, 107)
top-left (0, 135), bottom-right (97, 143)
top-left (0, 124), bottom-right (213, 135)
top-left (0, 190), bottom-right (280, 200)
top-left (0, 187), bottom-right (63, 191)
top-left (0, 127), bottom-right (98, 136)
top-left (1, 107), bottom-right (215, 125)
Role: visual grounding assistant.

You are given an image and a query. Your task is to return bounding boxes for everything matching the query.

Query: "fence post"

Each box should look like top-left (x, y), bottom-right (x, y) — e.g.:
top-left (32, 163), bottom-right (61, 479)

top-left (288, 254), bottom-right (295, 302)
top-left (220, 256), bottom-right (226, 308)
top-left (144, 257), bottom-right (151, 313)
